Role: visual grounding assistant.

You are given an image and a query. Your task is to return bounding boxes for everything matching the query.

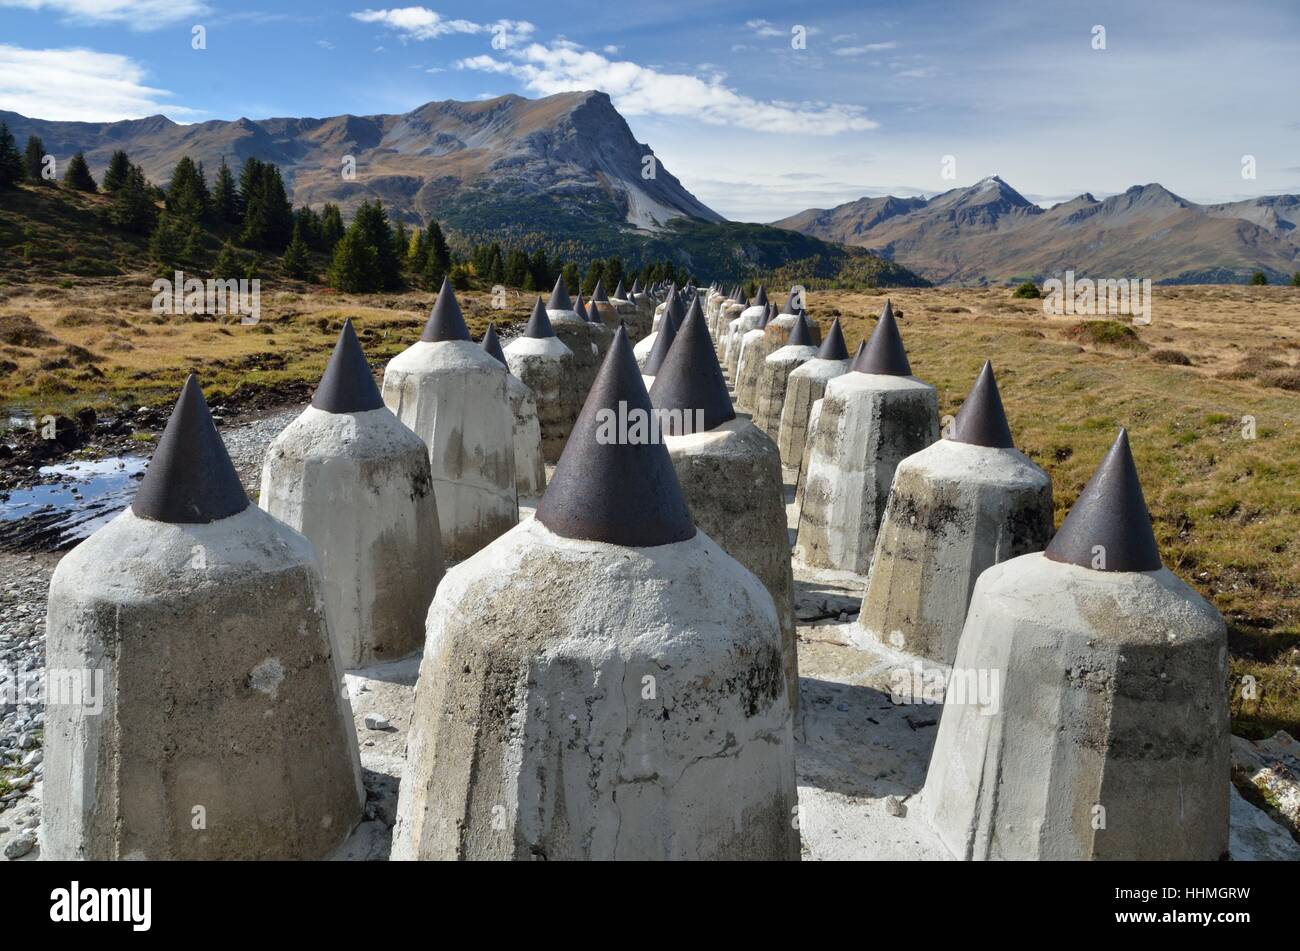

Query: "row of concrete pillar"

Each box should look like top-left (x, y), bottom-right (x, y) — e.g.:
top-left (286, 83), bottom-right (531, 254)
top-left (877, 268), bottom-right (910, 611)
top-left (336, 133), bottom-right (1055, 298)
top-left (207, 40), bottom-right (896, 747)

top-left (38, 275), bottom-right (1227, 862)
top-left (704, 283), bottom-right (1228, 860)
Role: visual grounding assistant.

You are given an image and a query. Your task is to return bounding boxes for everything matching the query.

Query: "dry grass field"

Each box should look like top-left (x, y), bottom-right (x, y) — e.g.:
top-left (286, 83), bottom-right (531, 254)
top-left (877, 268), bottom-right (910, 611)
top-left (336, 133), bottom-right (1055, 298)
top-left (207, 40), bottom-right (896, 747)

top-left (1, 276), bottom-right (1298, 737)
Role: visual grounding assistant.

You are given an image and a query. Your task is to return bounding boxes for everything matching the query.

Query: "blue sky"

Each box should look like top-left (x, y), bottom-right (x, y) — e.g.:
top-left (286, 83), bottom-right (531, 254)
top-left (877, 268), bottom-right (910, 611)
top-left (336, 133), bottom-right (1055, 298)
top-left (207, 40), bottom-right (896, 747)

top-left (2, 0), bottom-right (1298, 221)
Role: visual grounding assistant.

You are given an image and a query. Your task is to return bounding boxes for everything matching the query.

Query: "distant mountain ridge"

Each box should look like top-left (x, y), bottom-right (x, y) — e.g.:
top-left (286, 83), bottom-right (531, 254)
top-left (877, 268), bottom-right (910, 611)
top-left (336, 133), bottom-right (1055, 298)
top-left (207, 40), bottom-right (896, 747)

top-left (0, 93), bottom-right (926, 286)
top-left (771, 175), bottom-right (1300, 284)
top-left (0, 91), bottom-right (721, 231)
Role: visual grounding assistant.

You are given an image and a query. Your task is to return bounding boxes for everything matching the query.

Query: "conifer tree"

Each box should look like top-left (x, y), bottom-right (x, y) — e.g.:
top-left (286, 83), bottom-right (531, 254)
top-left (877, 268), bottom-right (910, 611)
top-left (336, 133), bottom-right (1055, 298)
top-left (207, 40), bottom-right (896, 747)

top-left (562, 262), bottom-right (580, 293)
top-left (212, 240), bottom-right (244, 281)
top-left (320, 203), bottom-right (345, 251)
top-left (211, 156), bottom-right (239, 224)
top-left (427, 221), bottom-right (451, 274)
top-left (62, 152), bottom-right (97, 192)
top-left (148, 212), bottom-right (185, 268)
top-left (0, 124), bottom-right (27, 188)
top-left (351, 200), bottom-right (401, 290)
top-left (504, 248), bottom-right (529, 287)
top-left (328, 230), bottom-right (381, 292)
top-left (23, 135), bottom-right (47, 184)
top-left (282, 220), bottom-right (314, 281)
top-left (102, 150), bottom-right (132, 192)
top-left (165, 156), bottom-right (209, 223)
top-left (109, 165), bottom-right (158, 234)
top-left (183, 224), bottom-right (206, 263)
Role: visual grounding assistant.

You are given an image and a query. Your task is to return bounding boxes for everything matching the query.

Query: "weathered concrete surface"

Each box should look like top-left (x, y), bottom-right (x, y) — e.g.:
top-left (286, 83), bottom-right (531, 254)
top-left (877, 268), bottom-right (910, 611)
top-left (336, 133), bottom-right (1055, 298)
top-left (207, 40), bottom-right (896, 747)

top-left (504, 334), bottom-right (579, 463)
top-left (922, 553), bottom-right (1230, 860)
top-left (664, 418), bottom-right (799, 714)
top-left (778, 357), bottom-right (851, 470)
top-left (627, 294), bottom-right (655, 341)
top-left (547, 309), bottom-right (602, 409)
top-left (713, 301), bottom-right (743, 352)
top-left (854, 439), bottom-right (1053, 664)
top-left (41, 506), bottom-right (364, 859)
top-left (752, 342), bottom-right (818, 439)
top-left (391, 518), bottom-right (800, 860)
top-left (259, 405), bottom-right (444, 669)
top-left (382, 339), bottom-right (517, 561)
top-left (724, 304), bottom-right (765, 379)
top-left (611, 299), bottom-right (648, 341)
top-left (795, 372), bottom-right (939, 576)
top-left (506, 373), bottom-right (546, 498)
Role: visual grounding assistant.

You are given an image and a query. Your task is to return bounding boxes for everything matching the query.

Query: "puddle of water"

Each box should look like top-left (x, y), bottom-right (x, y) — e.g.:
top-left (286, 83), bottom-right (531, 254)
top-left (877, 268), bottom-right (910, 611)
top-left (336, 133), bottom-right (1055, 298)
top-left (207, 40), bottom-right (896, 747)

top-left (0, 456), bottom-right (147, 551)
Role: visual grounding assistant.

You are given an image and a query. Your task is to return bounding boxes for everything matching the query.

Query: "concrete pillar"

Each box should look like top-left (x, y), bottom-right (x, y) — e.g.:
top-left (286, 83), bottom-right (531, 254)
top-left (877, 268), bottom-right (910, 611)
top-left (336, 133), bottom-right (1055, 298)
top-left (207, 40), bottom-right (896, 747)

top-left (795, 302), bottom-right (938, 576)
top-left (382, 278), bottom-right (517, 561)
top-left (260, 320), bottom-right (444, 669)
top-left (581, 292), bottom-right (614, 357)
top-left (636, 286), bottom-right (684, 370)
top-left (922, 429), bottom-right (1229, 860)
top-left (482, 323), bottom-right (546, 498)
top-left (544, 276), bottom-right (602, 438)
top-left (777, 318), bottom-right (851, 469)
top-left (641, 293), bottom-right (688, 389)
top-left (503, 299), bottom-right (579, 463)
top-left (650, 306), bottom-right (799, 714)
top-left (392, 327), bottom-right (799, 861)
top-left (854, 361), bottom-right (1053, 663)
top-left (752, 312), bottom-right (818, 438)
top-left (714, 297), bottom-right (744, 357)
top-left (42, 376), bottom-right (363, 859)
top-left (724, 287), bottom-right (767, 379)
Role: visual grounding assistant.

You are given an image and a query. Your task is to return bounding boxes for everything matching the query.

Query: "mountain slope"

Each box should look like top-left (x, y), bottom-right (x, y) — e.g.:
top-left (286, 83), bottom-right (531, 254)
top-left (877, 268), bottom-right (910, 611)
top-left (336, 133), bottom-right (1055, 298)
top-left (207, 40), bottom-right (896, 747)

top-left (0, 92), bottom-right (722, 231)
top-left (772, 177), bottom-right (1300, 284)
top-left (2, 93), bottom-right (932, 284)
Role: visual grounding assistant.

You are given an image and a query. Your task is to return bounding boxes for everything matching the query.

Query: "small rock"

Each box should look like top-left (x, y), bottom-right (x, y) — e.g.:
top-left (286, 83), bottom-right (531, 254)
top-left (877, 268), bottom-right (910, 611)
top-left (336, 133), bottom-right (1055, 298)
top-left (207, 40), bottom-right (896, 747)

top-left (20, 750), bottom-right (40, 768)
top-left (4, 833), bottom-right (35, 859)
top-left (363, 713), bottom-right (390, 731)
top-left (884, 795), bottom-right (907, 818)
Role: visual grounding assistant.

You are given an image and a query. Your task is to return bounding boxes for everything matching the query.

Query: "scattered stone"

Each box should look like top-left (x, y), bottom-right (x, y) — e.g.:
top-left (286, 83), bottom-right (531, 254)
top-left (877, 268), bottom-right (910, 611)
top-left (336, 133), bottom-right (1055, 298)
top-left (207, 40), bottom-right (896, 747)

top-left (4, 833), bottom-right (35, 859)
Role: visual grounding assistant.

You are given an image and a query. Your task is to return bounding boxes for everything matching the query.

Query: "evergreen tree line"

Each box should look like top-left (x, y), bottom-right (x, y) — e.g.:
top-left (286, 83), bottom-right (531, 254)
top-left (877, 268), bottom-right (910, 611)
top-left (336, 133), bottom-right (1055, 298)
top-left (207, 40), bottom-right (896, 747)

top-left (2, 122), bottom-right (698, 293)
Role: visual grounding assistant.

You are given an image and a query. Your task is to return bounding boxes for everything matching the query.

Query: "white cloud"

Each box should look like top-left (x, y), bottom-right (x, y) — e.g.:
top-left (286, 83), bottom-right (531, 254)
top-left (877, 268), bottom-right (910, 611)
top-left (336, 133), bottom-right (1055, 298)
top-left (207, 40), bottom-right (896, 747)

top-left (0, 44), bottom-right (196, 121)
top-left (834, 41), bottom-right (898, 56)
top-left (316, 39), bottom-right (335, 50)
top-left (745, 18), bottom-right (783, 38)
top-left (455, 43), bottom-right (878, 135)
top-left (351, 8), bottom-right (534, 46)
top-left (603, 45), bottom-right (620, 55)
top-left (0, 0), bottom-right (207, 28)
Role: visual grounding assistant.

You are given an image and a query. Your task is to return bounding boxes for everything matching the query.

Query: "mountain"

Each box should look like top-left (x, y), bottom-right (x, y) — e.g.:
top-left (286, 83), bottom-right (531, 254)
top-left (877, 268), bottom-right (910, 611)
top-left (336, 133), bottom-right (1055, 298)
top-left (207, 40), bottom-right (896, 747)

top-left (771, 176), bottom-right (1300, 284)
top-left (0, 92), bottom-right (720, 230)
top-left (0, 91), bottom-right (926, 284)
